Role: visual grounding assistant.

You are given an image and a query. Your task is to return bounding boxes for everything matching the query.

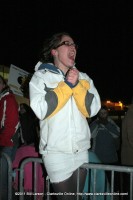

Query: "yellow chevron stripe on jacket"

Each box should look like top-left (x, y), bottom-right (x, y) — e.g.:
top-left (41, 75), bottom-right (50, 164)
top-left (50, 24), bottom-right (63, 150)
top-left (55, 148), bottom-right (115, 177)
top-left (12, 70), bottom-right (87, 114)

top-left (72, 80), bottom-right (90, 117)
top-left (47, 81), bottom-right (72, 119)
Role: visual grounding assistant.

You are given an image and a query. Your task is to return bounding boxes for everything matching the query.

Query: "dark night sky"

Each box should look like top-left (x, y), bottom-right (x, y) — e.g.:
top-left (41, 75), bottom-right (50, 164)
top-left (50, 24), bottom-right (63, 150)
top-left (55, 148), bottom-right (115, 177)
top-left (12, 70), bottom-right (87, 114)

top-left (0, 0), bottom-right (133, 104)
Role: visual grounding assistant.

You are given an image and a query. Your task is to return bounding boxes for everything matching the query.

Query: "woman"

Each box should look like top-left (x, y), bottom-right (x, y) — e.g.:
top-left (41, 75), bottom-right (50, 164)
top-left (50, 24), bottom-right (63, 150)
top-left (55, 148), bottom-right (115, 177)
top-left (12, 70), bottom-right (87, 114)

top-left (29, 32), bottom-right (101, 200)
top-left (0, 75), bottom-right (20, 200)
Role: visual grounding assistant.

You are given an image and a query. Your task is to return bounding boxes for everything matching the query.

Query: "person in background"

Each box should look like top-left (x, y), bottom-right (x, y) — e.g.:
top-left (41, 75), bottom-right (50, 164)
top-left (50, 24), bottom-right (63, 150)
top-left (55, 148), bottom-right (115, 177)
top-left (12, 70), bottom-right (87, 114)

top-left (19, 103), bottom-right (39, 150)
top-left (121, 97), bottom-right (133, 199)
top-left (90, 106), bottom-right (120, 191)
top-left (0, 75), bottom-right (20, 200)
top-left (29, 32), bottom-right (101, 200)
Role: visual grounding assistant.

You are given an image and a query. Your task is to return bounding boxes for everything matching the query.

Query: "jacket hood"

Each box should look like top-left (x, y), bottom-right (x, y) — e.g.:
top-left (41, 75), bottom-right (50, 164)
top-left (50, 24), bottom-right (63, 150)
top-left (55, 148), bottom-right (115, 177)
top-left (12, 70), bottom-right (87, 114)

top-left (35, 61), bottom-right (42, 71)
top-left (0, 88), bottom-right (12, 99)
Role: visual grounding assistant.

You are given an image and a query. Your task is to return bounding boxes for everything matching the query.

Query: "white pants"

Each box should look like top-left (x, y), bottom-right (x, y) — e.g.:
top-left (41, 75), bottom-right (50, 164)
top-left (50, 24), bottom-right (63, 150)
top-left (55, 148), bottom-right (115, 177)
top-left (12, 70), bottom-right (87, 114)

top-left (42, 150), bottom-right (88, 183)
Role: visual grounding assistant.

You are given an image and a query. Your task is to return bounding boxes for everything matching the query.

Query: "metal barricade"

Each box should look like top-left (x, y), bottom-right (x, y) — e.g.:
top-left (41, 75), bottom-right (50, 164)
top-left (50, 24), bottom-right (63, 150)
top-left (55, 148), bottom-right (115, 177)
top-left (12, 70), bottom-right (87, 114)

top-left (19, 157), bottom-right (45, 200)
top-left (0, 152), bottom-right (13, 200)
top-left (78, 163), bottom-right (133, 200)
top-left (17, 158), bottom-right (133, 200)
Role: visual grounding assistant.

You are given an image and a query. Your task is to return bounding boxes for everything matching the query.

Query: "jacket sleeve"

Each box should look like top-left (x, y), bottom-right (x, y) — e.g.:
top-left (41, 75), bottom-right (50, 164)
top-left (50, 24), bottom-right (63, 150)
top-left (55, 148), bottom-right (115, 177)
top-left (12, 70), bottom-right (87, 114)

top-left (0, 95), bottom-right (19, 143)
top-left (90, 121), bottom-right (99, 138)
top-left (72, 78), bottom-right (101, 118)
top-left (29, 74), bottom-right (73, 120)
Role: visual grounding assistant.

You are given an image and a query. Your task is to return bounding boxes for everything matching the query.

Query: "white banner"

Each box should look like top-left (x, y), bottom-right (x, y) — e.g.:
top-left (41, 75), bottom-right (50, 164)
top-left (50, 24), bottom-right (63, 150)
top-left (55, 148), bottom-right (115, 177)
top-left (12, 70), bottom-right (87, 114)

top-left (8, 64), bottom-right (29, 96)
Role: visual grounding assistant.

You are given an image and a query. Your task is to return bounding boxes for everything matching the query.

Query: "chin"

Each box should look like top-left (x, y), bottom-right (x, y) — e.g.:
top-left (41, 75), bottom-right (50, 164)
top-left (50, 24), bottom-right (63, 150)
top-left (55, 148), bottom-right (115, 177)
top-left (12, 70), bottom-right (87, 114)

top-left (69, 63), bottom-right (75, 68)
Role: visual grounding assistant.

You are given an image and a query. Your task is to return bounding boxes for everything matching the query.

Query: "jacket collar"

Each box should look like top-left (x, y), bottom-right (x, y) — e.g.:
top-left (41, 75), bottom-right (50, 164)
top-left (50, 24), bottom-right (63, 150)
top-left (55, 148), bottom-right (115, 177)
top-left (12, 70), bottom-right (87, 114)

top-left (39, 63), bottom-right (59, 72)
top-left (36, 62), bottom-right (64, 75)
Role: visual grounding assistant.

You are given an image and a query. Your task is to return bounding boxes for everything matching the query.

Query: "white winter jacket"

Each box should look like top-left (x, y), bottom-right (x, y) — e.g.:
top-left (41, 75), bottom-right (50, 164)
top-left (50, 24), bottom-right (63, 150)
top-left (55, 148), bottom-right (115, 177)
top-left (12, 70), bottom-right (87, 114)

top-left (29, 62), bottom-right (101, 155)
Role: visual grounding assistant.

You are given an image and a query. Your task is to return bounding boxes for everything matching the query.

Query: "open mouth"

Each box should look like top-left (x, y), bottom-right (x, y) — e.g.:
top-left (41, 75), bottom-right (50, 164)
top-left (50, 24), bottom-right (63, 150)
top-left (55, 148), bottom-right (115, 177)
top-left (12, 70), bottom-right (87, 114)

top-left (68, 52), bottom-right (75, 61)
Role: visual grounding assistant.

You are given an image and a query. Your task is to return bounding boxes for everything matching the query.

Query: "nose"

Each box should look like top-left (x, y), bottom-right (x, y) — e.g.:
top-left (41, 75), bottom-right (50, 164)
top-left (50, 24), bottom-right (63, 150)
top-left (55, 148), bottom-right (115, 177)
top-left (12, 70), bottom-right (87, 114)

top-left (70, 44), bottom-right (77, 51)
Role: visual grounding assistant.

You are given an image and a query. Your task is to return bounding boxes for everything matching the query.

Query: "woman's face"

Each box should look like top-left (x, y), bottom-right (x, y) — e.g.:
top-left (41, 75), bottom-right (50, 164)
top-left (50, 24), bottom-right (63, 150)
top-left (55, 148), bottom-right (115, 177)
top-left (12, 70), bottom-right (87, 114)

top-left (52, 35), bottom-right (77, 74)
top-left (0, 78), bottom-right (5, 93)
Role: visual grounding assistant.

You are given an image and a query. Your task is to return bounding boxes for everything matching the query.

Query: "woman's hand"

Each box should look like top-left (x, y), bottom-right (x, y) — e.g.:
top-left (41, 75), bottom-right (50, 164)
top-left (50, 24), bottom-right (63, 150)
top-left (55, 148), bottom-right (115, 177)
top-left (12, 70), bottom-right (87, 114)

top-left (66, 68), bottom-right (79, 86)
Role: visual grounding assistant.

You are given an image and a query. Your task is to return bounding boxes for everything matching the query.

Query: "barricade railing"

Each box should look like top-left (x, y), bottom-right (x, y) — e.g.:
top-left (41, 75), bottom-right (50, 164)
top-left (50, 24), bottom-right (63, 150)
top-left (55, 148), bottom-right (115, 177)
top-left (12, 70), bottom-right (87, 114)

top-left (1, 154), bottom-right (133, 200)
top-left (0, 152), bottom-right (13, 200)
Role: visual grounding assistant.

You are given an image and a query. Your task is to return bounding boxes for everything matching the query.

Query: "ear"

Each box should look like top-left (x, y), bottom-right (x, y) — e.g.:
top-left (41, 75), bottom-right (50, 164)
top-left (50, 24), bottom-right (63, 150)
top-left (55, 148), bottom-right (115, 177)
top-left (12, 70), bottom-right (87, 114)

top-left (51, 49), bottom-right (57, 56)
